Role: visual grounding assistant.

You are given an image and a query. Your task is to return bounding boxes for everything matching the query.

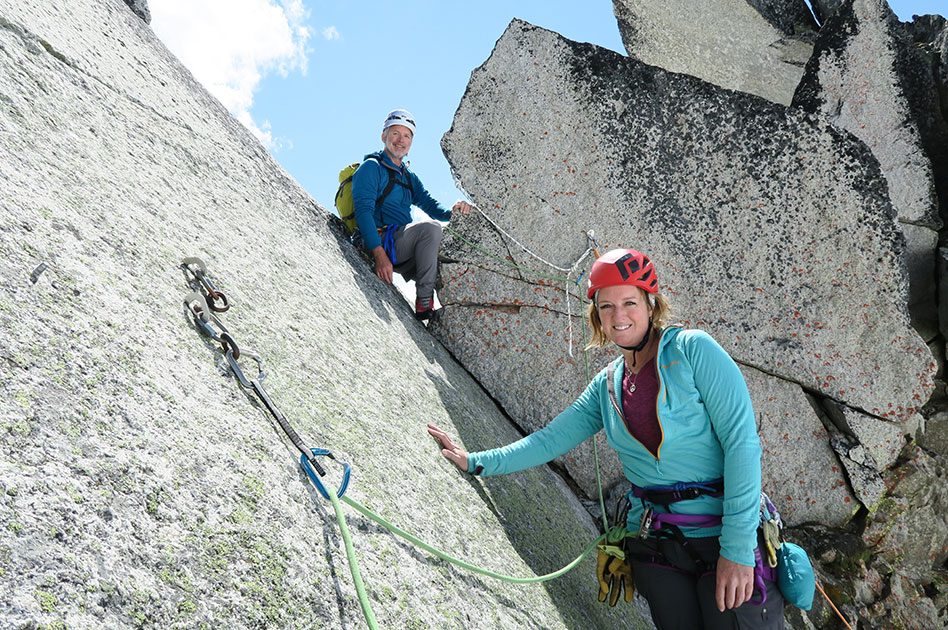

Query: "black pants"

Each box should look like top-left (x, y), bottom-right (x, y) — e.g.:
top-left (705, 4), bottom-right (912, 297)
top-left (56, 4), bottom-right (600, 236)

top-left (628, 535), bottom-right (784, 630)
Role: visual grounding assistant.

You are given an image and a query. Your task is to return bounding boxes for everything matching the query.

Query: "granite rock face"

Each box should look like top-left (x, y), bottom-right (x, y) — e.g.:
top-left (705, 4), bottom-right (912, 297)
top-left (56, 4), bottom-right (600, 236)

top-left (123, 0), bottom-right (150, 23)
top-left (745, 367), bottom-right (856, 526)
top-left (792, 0), bottom-right (940, 229)
top-left (436, 22), bottom-right (934, 507)
top-left (862, 445), bottom-right (948, 581)
top-left (612, 0), bottom-right (817, 105)
top-left (0, 3), bottom-right (649, 629)
top-left (792, 0), bottom-right (942, 339)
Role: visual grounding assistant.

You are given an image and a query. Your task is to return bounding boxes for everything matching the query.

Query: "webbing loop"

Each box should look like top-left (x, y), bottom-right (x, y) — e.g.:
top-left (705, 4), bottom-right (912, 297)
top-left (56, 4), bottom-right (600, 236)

top-left (381, 224), bottom-right (399, 265)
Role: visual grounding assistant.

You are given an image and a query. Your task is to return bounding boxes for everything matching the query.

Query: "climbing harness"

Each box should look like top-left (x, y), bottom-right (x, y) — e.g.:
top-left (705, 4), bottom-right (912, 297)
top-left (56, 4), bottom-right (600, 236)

top-left (630, 478), bottom-right (725, 506)
top-left (180, 257), bottom-right (608, 629)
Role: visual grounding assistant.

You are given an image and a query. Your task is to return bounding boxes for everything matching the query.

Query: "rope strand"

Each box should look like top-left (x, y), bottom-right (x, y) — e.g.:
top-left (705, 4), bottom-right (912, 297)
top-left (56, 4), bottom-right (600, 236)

top-left (815, 578), bottom-right (854, 629)
top-left (449, 177), bottom-right (598, 357)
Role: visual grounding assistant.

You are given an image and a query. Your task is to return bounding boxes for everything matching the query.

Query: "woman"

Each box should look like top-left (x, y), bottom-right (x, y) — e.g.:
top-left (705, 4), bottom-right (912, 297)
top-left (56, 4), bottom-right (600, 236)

top-left (428, 248), bottom-right (783, 629)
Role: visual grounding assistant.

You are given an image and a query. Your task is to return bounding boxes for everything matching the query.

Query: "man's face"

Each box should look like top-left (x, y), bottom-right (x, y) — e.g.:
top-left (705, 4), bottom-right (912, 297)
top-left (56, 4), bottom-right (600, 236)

top-left (382, 125), bottom-right (413, 160)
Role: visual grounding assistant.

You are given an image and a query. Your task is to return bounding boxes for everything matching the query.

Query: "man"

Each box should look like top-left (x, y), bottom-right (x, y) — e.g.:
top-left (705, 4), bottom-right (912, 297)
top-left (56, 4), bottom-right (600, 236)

top-left (351, 109), bottom-right (471, 320)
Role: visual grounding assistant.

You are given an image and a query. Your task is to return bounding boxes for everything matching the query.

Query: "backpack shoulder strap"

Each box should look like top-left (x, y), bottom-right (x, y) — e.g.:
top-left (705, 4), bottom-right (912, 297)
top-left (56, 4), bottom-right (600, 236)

top-left (400, 167), bottom-right (415, 196)
top-left (368, 151), bottom-right (412, 208)
top-left (376, 167), bottom-right (398, 208)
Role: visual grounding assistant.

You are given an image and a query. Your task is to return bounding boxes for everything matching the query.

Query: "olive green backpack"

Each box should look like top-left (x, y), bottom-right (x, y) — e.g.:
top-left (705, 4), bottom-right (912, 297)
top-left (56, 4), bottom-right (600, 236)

top-left (334, 152), bottom-right (411, 236)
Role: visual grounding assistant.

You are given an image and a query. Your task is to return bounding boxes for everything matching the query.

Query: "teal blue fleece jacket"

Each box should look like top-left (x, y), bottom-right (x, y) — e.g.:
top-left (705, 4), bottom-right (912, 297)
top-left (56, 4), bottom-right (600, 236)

top-left (351, 151), bottom-right (451, 251)
top-left (467, 327), bottom-right (763, 567)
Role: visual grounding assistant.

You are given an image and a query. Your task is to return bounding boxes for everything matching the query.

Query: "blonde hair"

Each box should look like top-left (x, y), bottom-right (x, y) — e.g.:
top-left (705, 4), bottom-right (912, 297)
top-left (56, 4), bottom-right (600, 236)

top-left (585, 289), bottom-right (672, 349)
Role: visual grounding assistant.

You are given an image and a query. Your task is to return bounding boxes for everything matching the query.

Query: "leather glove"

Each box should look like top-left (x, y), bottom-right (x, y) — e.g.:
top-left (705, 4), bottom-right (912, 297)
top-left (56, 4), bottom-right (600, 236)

top-left (597, 549), bottom-right (635, 605)
top-left (596, 526), bottom-right (635, 606)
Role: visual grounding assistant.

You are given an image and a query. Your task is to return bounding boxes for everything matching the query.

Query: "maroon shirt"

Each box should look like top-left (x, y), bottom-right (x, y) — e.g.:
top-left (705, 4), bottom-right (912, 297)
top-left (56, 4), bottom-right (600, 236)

top-left (620, 357), bottom-right (662, 457)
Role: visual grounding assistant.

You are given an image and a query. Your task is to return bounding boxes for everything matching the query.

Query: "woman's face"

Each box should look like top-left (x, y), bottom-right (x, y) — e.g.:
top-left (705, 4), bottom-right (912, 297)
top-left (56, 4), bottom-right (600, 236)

top-left (596, 284), bottom-right (652, 347)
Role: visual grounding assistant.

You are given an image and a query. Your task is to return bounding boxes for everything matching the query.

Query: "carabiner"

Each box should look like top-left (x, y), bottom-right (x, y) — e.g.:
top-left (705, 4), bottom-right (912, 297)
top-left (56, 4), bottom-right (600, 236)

top-left (184, 291), bottom-right (230, 345)
top-left (300, 448), bottom-right (351, 500)
top-left (226, 348), bottom-right (264, 389)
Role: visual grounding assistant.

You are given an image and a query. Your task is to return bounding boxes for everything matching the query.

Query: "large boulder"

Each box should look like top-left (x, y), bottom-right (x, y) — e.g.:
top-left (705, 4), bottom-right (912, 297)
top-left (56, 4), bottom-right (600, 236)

top-left (792, 0), bottom-right (942, 340)
top-left (433, 19), bottom-right (935, 522)
top-left (0, 2), bottom-right (648, 629)
top-left (902, 14), bottom-right (948, 231)
top-left (612, 0), bottom-right (817, 105)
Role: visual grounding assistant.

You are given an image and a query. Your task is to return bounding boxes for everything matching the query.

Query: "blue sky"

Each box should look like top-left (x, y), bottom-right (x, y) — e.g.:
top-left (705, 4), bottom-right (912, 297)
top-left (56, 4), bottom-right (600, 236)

top-left (150, 0), bottom-right (944, 219)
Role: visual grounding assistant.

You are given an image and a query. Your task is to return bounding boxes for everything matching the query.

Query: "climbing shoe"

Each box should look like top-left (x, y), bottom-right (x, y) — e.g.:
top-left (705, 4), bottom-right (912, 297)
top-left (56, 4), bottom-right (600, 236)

top-left (415, 296), bottom-right (435, 321)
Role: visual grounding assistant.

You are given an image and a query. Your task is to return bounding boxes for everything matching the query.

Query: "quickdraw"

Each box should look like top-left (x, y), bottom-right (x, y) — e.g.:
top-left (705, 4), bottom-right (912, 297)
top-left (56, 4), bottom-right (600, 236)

top-left (760, 492), bottom-right (783, 568)
top-left (182, 258), bottom-right (350, 497)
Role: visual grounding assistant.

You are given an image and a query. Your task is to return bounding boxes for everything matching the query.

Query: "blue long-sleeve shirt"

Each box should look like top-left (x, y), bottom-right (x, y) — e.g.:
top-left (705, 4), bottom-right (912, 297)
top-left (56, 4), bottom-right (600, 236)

top-left (467, 327), bottom-right (763, 567)
top-left (351, 151), bottom-right (451, 251)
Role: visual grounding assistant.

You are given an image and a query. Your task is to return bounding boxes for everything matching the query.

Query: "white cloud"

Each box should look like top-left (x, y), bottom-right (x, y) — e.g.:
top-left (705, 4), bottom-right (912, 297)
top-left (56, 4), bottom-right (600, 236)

top-left (322, 25), bottom-right (341, 41)
top-left (150, 0), bottom-right (310, 149)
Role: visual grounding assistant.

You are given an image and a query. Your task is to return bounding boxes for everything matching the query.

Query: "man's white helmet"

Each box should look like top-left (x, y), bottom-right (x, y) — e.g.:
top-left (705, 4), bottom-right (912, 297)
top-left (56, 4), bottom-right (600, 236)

top-left (383, 109), bottom-right (416, 135)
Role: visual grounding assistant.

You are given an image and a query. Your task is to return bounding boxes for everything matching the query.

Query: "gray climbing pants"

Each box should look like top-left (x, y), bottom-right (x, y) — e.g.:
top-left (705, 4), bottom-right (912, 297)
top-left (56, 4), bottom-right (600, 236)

top-left (391, 221), bottom-right (442, 300)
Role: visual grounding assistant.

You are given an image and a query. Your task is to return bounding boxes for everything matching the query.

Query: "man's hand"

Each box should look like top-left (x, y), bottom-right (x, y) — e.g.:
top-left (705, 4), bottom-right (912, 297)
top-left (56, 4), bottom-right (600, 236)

top-left (452, 201), bottom-right (473, 214)
top-left (372, 246), bottom-right (393, 283)
top-left (715, 555), bottom-right (754, 611)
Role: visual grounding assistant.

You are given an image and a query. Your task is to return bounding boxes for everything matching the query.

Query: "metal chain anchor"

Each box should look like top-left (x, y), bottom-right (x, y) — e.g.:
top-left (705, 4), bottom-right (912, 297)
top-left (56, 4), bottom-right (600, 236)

top-left (181, 258), bottom-right (350, 499)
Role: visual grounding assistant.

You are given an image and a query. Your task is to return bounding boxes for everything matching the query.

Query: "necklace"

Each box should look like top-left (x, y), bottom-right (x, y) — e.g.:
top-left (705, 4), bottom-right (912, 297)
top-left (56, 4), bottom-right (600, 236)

top-left (627, 367), bottom-right (641, 394)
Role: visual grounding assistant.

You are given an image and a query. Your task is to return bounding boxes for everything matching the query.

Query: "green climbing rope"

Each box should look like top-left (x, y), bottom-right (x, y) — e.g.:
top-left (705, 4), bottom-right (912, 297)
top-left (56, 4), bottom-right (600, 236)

top-left (340, 495), bottom-right (607, 584)
top-left (329, 490), bottom-right (379, 629)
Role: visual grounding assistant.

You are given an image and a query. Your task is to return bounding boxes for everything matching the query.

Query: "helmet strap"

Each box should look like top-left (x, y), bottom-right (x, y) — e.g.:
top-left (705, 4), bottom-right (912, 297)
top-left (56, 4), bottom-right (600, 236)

top-left (616, 319), bottom-right (652, 367)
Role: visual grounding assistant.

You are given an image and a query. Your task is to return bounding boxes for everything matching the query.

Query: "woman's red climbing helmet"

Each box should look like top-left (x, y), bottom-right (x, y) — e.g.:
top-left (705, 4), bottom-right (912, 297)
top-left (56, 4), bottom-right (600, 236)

top-left (587, 248), bottom-right (658, 299)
